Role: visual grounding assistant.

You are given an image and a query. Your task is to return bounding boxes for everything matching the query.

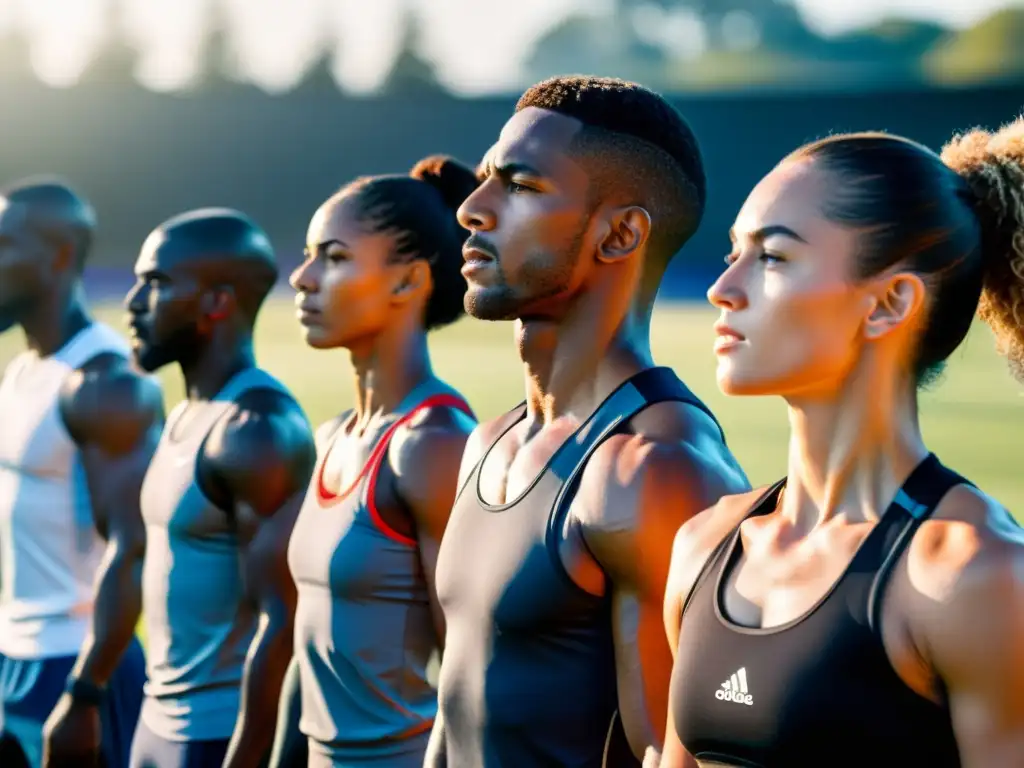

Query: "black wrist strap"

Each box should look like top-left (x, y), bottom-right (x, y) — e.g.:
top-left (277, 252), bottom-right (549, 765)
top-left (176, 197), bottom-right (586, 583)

top-left (66, 677), bottom-right (106, 706)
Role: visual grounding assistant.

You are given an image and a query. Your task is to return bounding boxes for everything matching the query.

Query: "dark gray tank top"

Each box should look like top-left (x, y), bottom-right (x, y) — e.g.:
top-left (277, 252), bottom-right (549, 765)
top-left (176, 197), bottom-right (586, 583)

top-left (433, 367), bottom-right (722, 767)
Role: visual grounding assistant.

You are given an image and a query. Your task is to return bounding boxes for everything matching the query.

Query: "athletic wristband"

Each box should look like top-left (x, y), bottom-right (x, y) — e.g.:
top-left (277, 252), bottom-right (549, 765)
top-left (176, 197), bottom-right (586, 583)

top-left (66, 677), bottom-right (106, 706)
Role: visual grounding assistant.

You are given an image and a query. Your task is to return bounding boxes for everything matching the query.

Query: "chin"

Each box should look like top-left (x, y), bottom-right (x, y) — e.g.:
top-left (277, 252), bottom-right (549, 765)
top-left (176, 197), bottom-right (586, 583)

top-left (464, 287), bottom-right (518, 321)
top-left (715, 361), bottom-right (775, 397)
top-left (131, 350), bottom-right (163, 374)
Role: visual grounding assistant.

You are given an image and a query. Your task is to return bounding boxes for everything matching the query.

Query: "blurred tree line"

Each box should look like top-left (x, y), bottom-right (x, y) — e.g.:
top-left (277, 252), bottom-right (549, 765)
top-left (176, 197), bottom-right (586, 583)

top-left (0, 0), bottom-right (1021, 95)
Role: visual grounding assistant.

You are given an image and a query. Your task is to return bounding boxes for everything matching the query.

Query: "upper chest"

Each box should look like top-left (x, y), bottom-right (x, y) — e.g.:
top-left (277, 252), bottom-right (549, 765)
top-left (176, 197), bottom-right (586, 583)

top-left (437, 420), bottom-right (608, 629)
top-left (289, 437), bottom-right (421, 602)
top-left (141, 400), bottom-right (238, 539)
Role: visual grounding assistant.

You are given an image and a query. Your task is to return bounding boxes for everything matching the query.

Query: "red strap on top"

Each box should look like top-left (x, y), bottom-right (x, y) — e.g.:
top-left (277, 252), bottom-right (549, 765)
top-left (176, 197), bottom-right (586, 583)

top-left (316, 394), bottom-right (475, 546)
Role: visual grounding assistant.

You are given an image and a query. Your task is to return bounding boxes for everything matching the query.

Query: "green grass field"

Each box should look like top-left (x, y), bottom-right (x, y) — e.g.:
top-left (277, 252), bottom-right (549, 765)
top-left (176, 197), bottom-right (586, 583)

top-left (2, 299), bottom-right (1021, 512)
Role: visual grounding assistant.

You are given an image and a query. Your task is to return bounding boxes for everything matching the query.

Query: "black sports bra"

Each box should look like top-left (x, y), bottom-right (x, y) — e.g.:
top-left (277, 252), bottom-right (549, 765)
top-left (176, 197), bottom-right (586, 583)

top-left (669, 453), bottom-right (963, 767)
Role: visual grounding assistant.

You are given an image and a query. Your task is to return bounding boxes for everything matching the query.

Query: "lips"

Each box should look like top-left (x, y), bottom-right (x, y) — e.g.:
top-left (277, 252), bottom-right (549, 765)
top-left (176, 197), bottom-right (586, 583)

top-left (713, 320), bottom-right (745, 353)
top-left (462, 235), bottom-right (498, 263)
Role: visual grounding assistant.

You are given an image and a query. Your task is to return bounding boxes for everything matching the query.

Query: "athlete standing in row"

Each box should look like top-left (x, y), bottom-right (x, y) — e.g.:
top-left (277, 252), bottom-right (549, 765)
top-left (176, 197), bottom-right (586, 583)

top-left (0, 179), bottom-right (157, 768)
top-left (427, 76), bottom-right (749, 767)
top-left (125, 209), bottom-right (316, 768)
top-left (660, 122), bottom-right (1024, 767)
top-left (287, 156), bottom-right (478, 767)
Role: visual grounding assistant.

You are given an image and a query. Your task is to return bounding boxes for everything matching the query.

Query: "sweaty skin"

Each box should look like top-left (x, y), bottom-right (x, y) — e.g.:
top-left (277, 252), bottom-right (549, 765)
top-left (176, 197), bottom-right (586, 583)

top-left (426, 107), bottom-right (749, 765)
top-left (0, 183), bottom-right (164, 768)
top-left (126, 210), bottom-right (316, 766)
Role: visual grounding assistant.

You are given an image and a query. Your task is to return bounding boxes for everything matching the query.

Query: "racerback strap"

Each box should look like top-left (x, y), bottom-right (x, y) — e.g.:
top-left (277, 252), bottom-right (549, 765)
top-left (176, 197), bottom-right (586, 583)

top-left (866, 453), bottom-right (971, 634)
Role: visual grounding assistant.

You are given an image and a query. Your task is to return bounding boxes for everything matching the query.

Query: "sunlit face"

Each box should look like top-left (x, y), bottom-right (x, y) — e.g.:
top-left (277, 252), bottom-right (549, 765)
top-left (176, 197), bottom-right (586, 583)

top-left (707, 160), bottom-right (875, 398)
top-left (456, 107), bottom-right (596, 321)
top-left (0, 200), bottom-right (50, 333)
top-left (289, 195), bottom-right (404, 351)
top-left (124, 230), bottom-right (206, 372)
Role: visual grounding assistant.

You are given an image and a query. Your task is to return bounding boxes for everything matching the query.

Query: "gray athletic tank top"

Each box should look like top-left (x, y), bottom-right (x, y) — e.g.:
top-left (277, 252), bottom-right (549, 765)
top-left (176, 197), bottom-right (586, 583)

top-left (289, 391), bottom-right (474, 766)
top-left (432, 368), bottom-right (722, 767)
top-left (139, 367), bottom-right (295, 742)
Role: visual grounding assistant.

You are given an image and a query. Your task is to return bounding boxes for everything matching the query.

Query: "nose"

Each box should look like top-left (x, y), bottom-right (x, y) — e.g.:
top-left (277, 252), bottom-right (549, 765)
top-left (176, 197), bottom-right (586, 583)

top-left (707, 262), bottom-right (748, 311)
top-left (289, 254), bottom-right (319, 293)
top-left (457, 184), bottom-right (496, 233)
top-left (124, 281), bottom-right (146, 312)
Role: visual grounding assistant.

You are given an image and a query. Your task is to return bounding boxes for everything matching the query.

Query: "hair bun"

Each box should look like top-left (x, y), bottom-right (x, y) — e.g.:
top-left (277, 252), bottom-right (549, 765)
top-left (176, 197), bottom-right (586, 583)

top-left (410, 155), bottom-right (479, 211)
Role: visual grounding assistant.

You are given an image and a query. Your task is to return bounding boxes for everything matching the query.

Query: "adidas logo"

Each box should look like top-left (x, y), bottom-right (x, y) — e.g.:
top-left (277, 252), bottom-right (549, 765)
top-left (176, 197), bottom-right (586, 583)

top-left (715, 667), bottom-right (753, 706)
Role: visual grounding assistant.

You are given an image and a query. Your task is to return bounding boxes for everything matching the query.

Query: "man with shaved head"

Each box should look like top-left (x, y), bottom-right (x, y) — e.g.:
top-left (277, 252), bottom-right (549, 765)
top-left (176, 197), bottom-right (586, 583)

top-left (0, 178), bottom-right (159, 768)
top-left (425, 76), bottom-right (750, 766)
top-left (123, 208), bottom-right (315, 768)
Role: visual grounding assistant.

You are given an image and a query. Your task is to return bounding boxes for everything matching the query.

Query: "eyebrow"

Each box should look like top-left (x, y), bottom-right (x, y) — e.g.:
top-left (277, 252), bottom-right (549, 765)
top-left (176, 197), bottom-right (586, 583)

top-left (492, 160), bottom-right (544, 179)
top-left (307, 238), bottom-right (349, 251)
top-left (728, 224), bottom-right (807, 245)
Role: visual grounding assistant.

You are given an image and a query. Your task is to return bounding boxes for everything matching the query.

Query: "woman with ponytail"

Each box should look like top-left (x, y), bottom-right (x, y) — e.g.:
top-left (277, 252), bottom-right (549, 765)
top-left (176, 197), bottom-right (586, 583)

top-left (283, 156), bottom-right (479, 766)
top-left (656, 120), bottom-right (1024, 768)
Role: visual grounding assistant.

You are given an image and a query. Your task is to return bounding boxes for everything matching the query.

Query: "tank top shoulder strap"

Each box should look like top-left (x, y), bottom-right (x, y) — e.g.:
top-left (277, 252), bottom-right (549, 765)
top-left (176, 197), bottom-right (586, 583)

top-left (215, 367), bottom-right (289, 404)
top-left (548, 366), bottom-right (719, 489)
top-left (681, 479), bottom-right (786, 619)
top-left (57, 322), bottom-right (128, 369)
top-left (363, 392), bottom-right (475, 546)
top-left (866, 453), bottom-right (970, 634)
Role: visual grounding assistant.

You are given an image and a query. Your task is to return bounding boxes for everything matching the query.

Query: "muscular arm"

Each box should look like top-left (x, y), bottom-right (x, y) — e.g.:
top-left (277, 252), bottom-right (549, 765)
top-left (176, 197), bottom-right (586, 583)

top-left (390, 407), bottom-right (475, 645)
top-left (578, 435), bottom-right (745, 762)
top-left (919, 518), bottom-right (1024, 767)
top-left (59, 355), bottom-right (164, 689)
top-left (203, 389), bottom-right (315, 768)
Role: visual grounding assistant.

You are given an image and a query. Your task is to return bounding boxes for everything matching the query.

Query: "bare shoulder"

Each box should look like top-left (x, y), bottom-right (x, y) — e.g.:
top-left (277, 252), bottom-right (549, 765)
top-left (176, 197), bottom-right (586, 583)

top-left (905, 484), bottom-right (1024, 636)
top-left (60, 352), bottom-right (164, 452)
top-left (203, 387), bottom-right (316, 513)
top-left (390, 402), bottom-right (476, 478)
top-left (576, 403), bottom-right (750, 540)
top-left (389, 403), bottom-right (476, 525)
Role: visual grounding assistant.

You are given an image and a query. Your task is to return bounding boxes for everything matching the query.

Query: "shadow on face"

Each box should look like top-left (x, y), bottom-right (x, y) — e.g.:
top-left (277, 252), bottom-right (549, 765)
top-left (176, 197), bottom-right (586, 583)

top-left (290, 195), bottom-right (402, 351)
top-left (707, 160), bottom-right (877, 398)
top-left (0, 201), bottom-right (56, 334)
top-left (124, 230), bottom-right (206, 373)
top-left (456, 107), bottom-right (596, 322)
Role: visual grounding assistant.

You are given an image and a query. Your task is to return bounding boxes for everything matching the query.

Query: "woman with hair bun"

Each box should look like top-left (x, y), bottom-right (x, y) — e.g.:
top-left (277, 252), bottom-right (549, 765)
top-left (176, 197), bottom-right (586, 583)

top-left (656, 120), bottom-right (1024, 768)
top-left (284, 156), bottom-right (478, 766)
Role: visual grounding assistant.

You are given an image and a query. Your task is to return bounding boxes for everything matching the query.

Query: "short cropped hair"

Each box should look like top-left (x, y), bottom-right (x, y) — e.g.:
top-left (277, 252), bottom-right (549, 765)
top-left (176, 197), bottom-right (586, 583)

top-left (516, 75), bottom-right (705, 262)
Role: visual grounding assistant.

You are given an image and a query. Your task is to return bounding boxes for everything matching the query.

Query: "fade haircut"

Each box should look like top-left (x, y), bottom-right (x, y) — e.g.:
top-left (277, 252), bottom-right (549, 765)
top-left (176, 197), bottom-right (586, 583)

top-left (515, 75), bottom-right (706, 265)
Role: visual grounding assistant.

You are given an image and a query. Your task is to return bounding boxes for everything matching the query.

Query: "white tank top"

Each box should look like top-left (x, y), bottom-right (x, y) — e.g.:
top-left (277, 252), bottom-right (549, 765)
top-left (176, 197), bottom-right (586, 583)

top-left (0, 322), bottom-right (133, 659)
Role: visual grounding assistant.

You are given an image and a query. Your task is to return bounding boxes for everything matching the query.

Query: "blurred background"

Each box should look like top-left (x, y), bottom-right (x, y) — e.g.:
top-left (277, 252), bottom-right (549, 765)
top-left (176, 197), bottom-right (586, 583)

top-left (0, 0), bottom-right (1022, 506)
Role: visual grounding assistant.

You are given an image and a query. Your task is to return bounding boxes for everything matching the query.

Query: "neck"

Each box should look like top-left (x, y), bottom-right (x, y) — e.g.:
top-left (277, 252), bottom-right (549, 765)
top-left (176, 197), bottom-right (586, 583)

top-left (349, 323), bottom-right (434, 423)
top-left (21, 282), bottom-right (92, 357)
top-left (181, 332), bottom-right (256, 401)
top-left (782, 356), bottom-right (928, 532)
top-left (519, 279), bottom-right (654, 423)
